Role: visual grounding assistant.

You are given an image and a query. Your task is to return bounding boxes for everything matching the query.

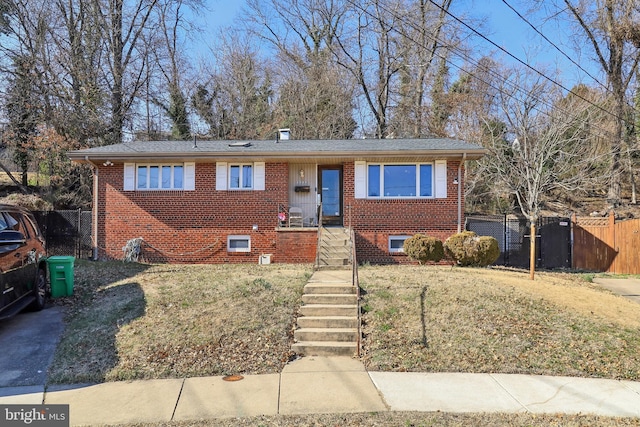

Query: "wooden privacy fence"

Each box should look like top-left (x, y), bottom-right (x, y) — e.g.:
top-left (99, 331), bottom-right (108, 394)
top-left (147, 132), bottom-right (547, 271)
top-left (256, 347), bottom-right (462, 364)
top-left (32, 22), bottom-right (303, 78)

top-left (573, 211), bottom-right (640, 274)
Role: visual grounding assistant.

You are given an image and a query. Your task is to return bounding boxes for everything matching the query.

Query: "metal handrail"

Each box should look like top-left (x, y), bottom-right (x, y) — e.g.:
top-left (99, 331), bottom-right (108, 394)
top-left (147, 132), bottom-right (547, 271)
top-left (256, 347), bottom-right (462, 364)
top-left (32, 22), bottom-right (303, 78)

top-left (350, 227), bottom-right (361, 357)
top-left (346, 204), bottom-right (353, 265)
top-left (314, 203), bottom-right (323, 269)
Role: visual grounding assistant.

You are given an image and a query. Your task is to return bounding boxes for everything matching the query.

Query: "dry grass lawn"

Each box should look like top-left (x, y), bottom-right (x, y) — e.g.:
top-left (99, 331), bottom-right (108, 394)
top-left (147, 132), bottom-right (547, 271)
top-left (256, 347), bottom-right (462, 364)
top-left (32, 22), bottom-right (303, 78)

top-left (47, 261), bottom-right (640, 426)
top-left (121, 412), bottom-right (640, 426)
top-left (48, 261), bottom-right (311, 384)
top-left (358, 265), bottom-right (640, 379)
top-left (49, 262), bottom-right (640, 384)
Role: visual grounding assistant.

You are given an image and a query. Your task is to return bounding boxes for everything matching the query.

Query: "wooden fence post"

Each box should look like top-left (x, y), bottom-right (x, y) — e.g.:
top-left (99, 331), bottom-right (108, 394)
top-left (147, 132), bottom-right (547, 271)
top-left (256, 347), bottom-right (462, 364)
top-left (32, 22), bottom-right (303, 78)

top-left (608, 210), bottom-right (616, 273)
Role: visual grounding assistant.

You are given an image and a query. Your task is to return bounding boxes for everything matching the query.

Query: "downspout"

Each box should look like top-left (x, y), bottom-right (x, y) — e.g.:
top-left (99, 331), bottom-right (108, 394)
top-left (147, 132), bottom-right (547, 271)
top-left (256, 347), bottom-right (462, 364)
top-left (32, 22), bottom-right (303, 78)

top-left (457, 153), bottom-right (466, 233)
top-left (85, 156), bottom-right (100, 260)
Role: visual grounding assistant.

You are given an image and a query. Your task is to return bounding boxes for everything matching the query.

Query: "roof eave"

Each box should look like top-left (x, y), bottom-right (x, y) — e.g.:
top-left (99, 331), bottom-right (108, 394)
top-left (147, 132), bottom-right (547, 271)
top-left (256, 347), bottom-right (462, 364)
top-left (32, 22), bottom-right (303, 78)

top-left (68, 148), bottom-right (487, 163)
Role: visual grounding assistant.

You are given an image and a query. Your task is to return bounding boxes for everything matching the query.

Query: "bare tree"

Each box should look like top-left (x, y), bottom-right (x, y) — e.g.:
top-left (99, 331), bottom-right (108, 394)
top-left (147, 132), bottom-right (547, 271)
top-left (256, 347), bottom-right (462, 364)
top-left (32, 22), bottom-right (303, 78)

top-left (144, 0), bottom-right (203, 140)
top-left (392, 0), bottom-right (454, 138)
top-left (329, 0), bottom-right (401, 137)
top-left (484, 68), bottom-right (602, 279)
top-left (194, 31), bottom-right (273, 139)
top-left (4, 55), bottom-right (39, 188)
top-left (548, 0), bottom-right (640, 205)
top-left (438, 57), bottom-right (504, 213)
top-left (273, 49), bottom-right (357, 139)
top-left (96, 0), bottom-right (159, 144)
top-left (48, 0), bottom-right (108, 144)
top-left (0, 0), bottom-right (156, 146)
top-left (244, 0), bottom-right (356, 138)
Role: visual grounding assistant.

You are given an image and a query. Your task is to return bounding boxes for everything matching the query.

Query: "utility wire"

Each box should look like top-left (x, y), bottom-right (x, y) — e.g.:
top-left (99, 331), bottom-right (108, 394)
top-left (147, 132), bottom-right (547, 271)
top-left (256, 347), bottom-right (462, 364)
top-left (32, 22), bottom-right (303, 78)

top-left (500, 0), bottom-right (609, 93)
top-left (425, 0), bottom-right (628, 125)
top-left (343, 0), bottom-right (622, 143)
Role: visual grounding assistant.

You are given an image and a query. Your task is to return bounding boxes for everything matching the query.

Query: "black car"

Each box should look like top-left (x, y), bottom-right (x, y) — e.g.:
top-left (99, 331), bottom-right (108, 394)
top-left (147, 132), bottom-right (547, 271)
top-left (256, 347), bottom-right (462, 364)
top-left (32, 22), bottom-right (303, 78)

top-left (0, 204), bottom-right (48, 320)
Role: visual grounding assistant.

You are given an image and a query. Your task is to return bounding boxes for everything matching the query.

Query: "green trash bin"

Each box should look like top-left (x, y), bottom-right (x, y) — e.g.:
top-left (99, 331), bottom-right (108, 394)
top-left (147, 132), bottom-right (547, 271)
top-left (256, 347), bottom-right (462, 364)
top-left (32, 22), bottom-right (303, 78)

top-left (47, 256), bottom-right (75, 297)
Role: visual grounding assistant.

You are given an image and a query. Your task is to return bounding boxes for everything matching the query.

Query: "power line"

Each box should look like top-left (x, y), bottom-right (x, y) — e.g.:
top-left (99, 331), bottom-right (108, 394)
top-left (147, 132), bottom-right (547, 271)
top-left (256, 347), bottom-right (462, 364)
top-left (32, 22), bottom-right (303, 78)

top-left (425, 0), bottom-right (627, 125)
top-left (342, 0), bottom-right (621, 143)
top-left (500, 0), bottom-right (608, 93)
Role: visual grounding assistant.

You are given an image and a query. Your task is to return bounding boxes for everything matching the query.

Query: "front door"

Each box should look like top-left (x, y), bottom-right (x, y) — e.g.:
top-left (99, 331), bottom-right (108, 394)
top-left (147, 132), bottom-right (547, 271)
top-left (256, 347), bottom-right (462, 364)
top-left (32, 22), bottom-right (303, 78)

top-left (318, 166), bottom-right (342, 226)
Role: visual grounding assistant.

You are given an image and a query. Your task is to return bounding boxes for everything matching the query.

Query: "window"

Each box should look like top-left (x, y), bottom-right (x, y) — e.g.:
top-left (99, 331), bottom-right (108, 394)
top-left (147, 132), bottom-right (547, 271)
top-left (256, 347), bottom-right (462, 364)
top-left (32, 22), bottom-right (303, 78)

top-left (216, 162), bottom-right (265, 191)
top-left (389, 235), bottom-right (412, 253)
top-left (367, 163), bottom-right (433, 198)
top-left (227, 235), bottom-right (251, 253)
top-left (136, 164), bottom-right (184, 190)
top-left (229, 164), bottom-right (253, 189)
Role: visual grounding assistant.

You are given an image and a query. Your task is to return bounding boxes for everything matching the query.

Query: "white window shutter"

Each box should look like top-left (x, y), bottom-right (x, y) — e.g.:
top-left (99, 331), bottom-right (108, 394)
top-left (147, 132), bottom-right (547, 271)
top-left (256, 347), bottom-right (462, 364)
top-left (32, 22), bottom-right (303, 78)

top-left (435, 160), bottom-right (447, 198)
top-left (184, 162), bottom-right (195, 190)
top-left (354, 161), bottom-right (367, 199)
top-left (254, 162), bottom-right (265, 190)
top-left (216, 162), bottom-right (227, 190)
top-left (124, 163), bottom-right (135, 191)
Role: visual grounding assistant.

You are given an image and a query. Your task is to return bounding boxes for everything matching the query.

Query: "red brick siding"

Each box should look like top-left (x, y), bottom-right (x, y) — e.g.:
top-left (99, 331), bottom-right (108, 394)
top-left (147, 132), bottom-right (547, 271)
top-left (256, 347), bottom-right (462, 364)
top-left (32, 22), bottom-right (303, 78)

top-left (96, 160), bottom-right (463, 264)
top-left (344, 161), bottom-right (464, 264)
top-left (96, 162), bottom-right (317, 263)
top-left (275, 230), bottom-right (318, 264)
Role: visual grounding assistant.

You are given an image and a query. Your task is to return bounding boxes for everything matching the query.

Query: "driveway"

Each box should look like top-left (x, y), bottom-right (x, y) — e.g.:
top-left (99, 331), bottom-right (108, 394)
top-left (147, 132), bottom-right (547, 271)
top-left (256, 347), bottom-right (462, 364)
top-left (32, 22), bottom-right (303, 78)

top-left (592, 277), bottom-right (640, 304)
top-left (0, 305), bottom-right (65, 387)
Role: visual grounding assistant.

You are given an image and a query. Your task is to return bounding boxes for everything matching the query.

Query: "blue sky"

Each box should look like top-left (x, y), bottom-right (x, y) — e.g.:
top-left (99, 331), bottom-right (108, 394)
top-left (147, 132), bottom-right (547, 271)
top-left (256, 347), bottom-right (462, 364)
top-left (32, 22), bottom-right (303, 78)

top-left (196, 0), bottom-right (600, 89)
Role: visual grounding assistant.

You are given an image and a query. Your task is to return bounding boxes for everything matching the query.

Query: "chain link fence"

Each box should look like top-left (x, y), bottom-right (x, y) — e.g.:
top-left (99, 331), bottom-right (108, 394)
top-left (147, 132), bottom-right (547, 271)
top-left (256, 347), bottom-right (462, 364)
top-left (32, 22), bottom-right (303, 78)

top-left (465, 214), bottom-right (571, 269)
top-left (33, 210), bottom-right (93, 259)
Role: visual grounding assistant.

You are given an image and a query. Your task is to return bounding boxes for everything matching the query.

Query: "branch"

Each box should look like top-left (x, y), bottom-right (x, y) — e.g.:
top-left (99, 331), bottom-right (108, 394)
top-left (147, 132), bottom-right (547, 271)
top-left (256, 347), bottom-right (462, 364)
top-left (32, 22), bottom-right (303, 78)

top-left (0, 161), bottom-right (29, 194)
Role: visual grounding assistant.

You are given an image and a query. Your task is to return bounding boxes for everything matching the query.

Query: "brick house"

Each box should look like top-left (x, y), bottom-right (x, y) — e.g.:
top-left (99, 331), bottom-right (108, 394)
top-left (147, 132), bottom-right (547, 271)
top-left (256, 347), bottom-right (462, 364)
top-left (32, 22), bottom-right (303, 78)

top-left (67, 134), bottom-right (485, 264)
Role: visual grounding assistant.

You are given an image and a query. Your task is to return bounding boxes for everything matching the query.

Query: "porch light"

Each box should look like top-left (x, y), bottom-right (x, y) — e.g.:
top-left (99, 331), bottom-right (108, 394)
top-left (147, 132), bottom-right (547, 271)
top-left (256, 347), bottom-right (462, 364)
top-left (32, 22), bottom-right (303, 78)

top-left (453, 178), bottom-right (459, 185)
top-left (299, 169), bottom-right (305, 179)
top-left (252, 224), bottom-right (259, 231)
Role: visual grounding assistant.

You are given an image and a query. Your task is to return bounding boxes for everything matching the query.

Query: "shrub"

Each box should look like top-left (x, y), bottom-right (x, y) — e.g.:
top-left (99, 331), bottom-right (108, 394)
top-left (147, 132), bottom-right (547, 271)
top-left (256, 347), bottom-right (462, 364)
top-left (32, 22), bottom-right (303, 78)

top-left (403, 234), bottom-right (444, 264)
top-left (477, 236), bottom-right (500, 266)
top-left (444, 231), bottom-right (500, 267)
top-left (0, 194), bottom-right (53, 211)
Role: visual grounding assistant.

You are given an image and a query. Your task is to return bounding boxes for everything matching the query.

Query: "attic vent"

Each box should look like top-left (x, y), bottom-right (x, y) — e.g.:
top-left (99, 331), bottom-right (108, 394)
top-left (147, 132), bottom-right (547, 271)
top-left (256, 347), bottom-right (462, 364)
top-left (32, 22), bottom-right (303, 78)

top-left (278, 128), bottom-right (290, 140)
top-left (229, 141), bottom-right (252, 147)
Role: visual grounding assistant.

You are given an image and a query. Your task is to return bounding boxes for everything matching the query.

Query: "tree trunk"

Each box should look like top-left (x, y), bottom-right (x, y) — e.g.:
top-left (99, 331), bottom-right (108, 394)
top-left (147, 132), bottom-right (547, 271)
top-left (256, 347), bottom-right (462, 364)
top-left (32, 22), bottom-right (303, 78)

top-left (529, 222), bottom-right (536, 280)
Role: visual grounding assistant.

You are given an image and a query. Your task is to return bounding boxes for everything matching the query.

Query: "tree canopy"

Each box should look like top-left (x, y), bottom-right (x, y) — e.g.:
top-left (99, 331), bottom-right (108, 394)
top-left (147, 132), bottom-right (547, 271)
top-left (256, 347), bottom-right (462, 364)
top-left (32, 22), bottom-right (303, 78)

top-left (0, 0), bottom-right (636, 215)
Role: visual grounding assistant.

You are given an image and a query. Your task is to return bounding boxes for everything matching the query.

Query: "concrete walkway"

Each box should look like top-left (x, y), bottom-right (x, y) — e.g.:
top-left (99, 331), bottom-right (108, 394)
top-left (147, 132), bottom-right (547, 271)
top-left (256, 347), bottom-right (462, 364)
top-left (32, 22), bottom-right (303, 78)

top-left (593, 277), bottom-right (640, 304)
top-left (1, 357), bottom-right (640, 425)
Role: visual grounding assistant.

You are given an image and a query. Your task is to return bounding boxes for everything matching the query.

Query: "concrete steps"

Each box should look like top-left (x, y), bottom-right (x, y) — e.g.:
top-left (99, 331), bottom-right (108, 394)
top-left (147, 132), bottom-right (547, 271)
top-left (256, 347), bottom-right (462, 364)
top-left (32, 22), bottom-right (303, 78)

top-left (293, 262), bottom-right (359, 357)
top-left (302, 294), bottom-right (357, 305)
top-left (290, 341), bottom-right (357, 357)
top-left (316, 227), bottom-right (352, 268)
top-left (296, 316), bottom-right (358, 329)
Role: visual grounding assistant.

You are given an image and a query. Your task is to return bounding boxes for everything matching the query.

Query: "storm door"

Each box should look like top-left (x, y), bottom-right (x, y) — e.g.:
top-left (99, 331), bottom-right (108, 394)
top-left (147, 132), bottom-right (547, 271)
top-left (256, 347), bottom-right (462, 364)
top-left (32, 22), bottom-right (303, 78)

top-left (318, 166), bottom-right (343, 226)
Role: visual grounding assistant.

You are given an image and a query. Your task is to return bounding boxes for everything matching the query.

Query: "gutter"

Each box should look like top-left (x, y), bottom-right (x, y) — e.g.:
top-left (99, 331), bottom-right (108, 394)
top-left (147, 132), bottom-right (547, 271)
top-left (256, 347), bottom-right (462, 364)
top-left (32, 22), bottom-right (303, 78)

top-left (84, 156), bottom-right (100, 261)
top-left (67, 149), bottom-right (487, 164)
top-left (457, 153), bottom-right (466, 233)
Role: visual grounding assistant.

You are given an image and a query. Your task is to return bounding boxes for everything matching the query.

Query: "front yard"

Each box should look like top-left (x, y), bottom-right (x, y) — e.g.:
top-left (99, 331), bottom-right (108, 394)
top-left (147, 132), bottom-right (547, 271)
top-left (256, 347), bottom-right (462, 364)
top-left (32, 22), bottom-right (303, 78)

top-left (43, 261), bottom-right (640, 427)
top-left (359, 266), bottom-right (640, 379)
top-left (48, 262), bottom-right (640, 385)
top-left (48, 262), bottom-right (311, 383)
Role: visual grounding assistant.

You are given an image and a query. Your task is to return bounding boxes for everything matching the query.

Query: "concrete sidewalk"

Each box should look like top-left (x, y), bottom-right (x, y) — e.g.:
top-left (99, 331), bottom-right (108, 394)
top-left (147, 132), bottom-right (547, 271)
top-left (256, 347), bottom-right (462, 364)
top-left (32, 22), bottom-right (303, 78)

top-left (593, 277), bottom-right (640, 304)
top-left (1, 357), bottom-right (640, 425)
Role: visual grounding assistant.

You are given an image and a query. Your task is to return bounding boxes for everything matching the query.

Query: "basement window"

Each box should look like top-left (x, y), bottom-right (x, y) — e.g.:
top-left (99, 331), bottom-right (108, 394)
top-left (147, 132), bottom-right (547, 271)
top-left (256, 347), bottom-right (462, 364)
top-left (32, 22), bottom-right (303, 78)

top-left (227, 235), bottom-right (251, 253)
top-left (389, 235), bottom-right (411, 253)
